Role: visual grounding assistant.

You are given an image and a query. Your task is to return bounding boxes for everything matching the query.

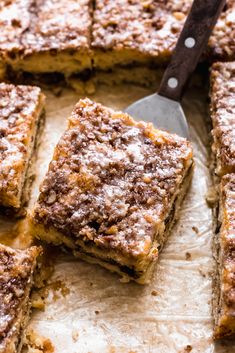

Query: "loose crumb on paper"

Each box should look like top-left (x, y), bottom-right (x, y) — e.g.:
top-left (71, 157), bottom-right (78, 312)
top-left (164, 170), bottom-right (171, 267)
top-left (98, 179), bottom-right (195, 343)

top-left (178, 345), bottom-right (193, 353)
top-left (198, 268), bottom-right (206, 278)
top-left (192, 226), bottom-right (199, 234)
top-left (32, 278), bottom-right (70, 310)
top-left (185, 252), bottom-right (192, 260)
top-left (205, 186), bottom-right (218, 207)
top-left (72, 329), bottom-right (79, 342)
top-left (23, 329), bottom-right (54, 353)
top-left (151, 290), bottom-right (158, 296)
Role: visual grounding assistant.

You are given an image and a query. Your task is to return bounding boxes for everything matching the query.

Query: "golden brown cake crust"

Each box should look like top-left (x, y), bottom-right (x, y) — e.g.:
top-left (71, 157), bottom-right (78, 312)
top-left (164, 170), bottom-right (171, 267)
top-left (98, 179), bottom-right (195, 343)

top-left (32, 98), bottom-right (193, 260)
top-left (0, 244), bottom-right (41, 352)
top-left (0, 83), bottom-right (45, 209)
top-left (210, 62), bottom-right (235, 176)
top-left (214, 174), bottom-right (235, 339)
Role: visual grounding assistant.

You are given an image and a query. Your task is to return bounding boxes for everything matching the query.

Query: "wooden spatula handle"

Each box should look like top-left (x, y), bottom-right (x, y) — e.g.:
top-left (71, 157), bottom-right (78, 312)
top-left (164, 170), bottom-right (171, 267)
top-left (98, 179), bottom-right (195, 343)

top-left (158, 0), bottom-right (226, 102)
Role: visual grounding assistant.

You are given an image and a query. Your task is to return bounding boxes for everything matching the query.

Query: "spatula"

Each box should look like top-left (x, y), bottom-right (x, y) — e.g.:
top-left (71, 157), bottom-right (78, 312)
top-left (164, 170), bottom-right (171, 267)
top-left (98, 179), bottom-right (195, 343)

top-left (125, 0), bottom-right (226, 138)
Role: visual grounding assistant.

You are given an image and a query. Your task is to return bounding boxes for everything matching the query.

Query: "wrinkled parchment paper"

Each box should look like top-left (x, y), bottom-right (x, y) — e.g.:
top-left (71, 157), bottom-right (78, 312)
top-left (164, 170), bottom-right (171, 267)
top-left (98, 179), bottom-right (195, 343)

top-left (1, 78), bottom-right (235, 353)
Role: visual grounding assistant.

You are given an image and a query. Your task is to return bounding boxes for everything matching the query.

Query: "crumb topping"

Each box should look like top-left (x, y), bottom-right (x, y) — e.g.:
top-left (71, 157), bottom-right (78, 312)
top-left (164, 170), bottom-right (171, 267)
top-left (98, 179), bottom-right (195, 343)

top-left (0, 0), bottom-right (92, 55)
top-left (209, 0), bottom-right (235, 61)
top-left (0, 0), bottom-right (31, 52)
top-left (92, 0), bottom-right (191, 57)
top-left (0, 245), bottom-right (40, 347)
top-left (210, 62), bottom-right (235, 175)
top-left (33, 98), bottom-right (193, 258)
top-left (0, 82), bottom-right (43, 208)
top-left (92, 0), bottom-right (235, 62)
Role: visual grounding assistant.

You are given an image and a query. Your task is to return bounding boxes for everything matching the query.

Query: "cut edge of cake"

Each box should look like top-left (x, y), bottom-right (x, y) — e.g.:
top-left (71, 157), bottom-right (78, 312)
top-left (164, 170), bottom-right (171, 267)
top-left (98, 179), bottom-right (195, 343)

top-left (0, 83), bottom-right (45, 214)
top-left (213, 174), bottom-right (235, 339)
top-left (0, 244), bottom-right (42, 353)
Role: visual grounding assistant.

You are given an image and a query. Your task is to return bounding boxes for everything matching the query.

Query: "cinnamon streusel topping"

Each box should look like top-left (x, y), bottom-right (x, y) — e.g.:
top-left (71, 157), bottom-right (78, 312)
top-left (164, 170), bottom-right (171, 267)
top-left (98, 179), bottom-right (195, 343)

top-left (92, 0), bottom-right (191, 59)
top-left (0, 0), bottom-right (92, 56)
top-left (33, 98), bottom-right (193, 258)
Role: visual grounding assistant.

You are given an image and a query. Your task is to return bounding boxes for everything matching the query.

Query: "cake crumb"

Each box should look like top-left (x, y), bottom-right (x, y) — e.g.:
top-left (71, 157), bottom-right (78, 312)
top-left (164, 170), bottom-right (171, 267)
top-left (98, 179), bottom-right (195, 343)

top-left (108, 347), bottom-right (116, 353)
top-left (192, 226), bottom-right (199, 234)
top-left (151, 290), bottom-right (158, 296)
top-left (199, 269), bottom-right (206, 278)
top-left (24, 329), bottom-right (54, 353)
top-left (72, 329), bottom-right (79, 342)
top-left (50, 280), bottom-right (70, 299)
top-left (185, 252), bottom-right (191, 260)
top-left (206, 187), bottom-right (218, 207)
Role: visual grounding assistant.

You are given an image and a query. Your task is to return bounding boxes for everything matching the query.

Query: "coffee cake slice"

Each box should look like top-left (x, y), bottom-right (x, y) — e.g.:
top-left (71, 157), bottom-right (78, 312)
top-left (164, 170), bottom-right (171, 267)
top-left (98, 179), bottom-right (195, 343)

top-left (0, 244), bottom-right (41, 353)
top-left (0, 0), bottom-right (92, 78)
top-left (29, 98), bottom-right (193, 284)
top-left (210, 62), bottom-right (235, 177)
top-left (92, 0), bottom-right (235, 74)
top-left (213, 174), bottom-right (235, 339)
top-left (92, 0), bottom-right (191, 71)
top-left (0, 83), bottom-right (45, 212)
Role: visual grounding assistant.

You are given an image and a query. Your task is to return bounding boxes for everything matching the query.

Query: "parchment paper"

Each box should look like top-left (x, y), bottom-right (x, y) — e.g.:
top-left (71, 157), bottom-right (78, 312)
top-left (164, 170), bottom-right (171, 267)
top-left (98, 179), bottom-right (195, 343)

top-left (1, 79), bottom-right (235, 353)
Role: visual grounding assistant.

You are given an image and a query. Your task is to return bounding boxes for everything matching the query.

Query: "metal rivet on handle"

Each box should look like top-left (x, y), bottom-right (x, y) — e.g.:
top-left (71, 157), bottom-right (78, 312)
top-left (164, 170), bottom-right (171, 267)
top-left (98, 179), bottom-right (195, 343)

top-left (184, 37), bottom-right (196, 48)
top-left (168, 77), bottom-right (178, 89)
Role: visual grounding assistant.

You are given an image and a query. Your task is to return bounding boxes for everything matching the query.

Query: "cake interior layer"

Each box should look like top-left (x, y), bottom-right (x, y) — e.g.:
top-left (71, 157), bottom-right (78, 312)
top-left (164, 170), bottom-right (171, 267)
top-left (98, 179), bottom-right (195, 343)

top-left (32, 162), bottom-right (192, 284)
top-left (2, 50), bottom-right (92, 75)
top-left (93, 66), bottom-right (164, 87)
top-left (93, 48), bottom-right (170, 70)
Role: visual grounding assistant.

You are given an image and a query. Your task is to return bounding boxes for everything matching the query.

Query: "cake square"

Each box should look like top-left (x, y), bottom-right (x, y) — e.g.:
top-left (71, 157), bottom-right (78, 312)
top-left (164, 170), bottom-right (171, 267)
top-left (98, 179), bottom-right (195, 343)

top-left (92, 0), bottom-right (191, 70)
top-left (30, 98), bottom-right (193, 284)
top-left (210, 62), bottom-right (235, 177)
top-left (0, 0), bottom-right (93, 77)
top-left (0, 83), bottom-right (45, 211)
top-left (0, 244), bottom-right (41, 353)
top-left (213, 174), bottom-right (235, 339)
top-left (92, 0), bottom-right (235, 72)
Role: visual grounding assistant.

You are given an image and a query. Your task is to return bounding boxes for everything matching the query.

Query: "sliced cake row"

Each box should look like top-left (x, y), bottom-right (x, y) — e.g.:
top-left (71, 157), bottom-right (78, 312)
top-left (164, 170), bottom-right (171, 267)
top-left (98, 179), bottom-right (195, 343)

top-left (0, 0), bottom-right (235, 87)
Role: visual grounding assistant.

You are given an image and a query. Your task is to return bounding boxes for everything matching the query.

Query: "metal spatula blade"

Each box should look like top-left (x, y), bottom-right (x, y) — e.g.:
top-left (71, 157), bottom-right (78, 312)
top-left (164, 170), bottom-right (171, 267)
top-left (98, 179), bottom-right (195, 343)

top-left (125, 0), bottom-right (226, 138)
top-left (125, 94), bottom-right (188, 138)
